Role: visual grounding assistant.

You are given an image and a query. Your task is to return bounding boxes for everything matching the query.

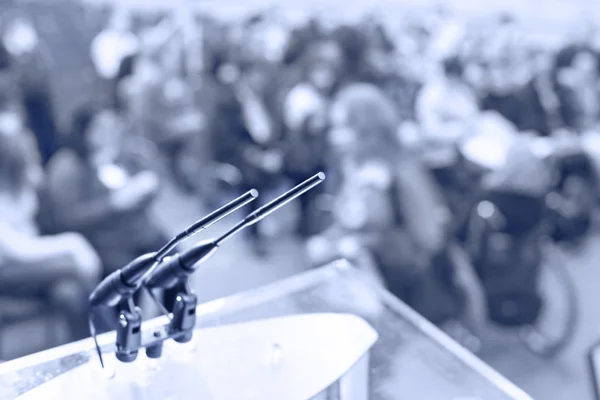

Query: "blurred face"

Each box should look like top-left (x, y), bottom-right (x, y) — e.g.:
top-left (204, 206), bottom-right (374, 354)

top-left (328, 102), bottom-right (358, 157)
top-left (558, 52), bottom-right (599, 88)
top-left (86, 111), bottom-right (122, 158)
top-left (307, 42), bottom-right (343, 93)
top-left (308, 62), bottom-right (338, 93)
top-left (573, 52), bottom-right (599, 81)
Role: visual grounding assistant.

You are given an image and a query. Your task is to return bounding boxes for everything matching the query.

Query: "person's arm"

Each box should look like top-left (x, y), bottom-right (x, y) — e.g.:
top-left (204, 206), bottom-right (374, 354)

top-left (0, 223), bottom-right (75, 269)
top-left (0, 223), bottom-right (101, 285)
top-left (415, 83), bottom-right (445, 138)
top-left (45, 151), bottom-right (125, 231)
top-left (395, 159), bottom-right (451, 256)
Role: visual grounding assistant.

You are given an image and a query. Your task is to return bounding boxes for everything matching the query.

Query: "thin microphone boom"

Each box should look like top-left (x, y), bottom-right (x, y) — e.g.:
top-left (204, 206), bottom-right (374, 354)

top-left (216, 172), bottom-right (325, 245)
top-left (89, 189), bottom-right (258, 308)
top-left (144, 172), bottom-right (326, 290)
top-left (135, 189), bottom-right (259, 283)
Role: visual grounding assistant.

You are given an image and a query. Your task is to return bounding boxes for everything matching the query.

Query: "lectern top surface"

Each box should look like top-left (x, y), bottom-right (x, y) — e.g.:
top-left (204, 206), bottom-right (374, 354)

top-left (0, 260), bottom-right (533, 400)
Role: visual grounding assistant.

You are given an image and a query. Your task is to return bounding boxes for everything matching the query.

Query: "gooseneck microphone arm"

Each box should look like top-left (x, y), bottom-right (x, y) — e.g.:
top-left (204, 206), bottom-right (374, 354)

top-left (139, 172), bottom-right (324, 362)
top-left (87, 190), bottom-right (258, 367)
top-left (89, 189), bottom-right (258, 308)
top-left (144, 172), bottom-right (326, 290)
top-left (215, 172), bottom-right (325, 246)
top-left (90, 173), bottom-right (324, 368)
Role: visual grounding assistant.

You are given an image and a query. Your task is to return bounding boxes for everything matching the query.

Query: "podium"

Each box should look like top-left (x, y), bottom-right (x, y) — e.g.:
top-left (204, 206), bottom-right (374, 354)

top-left (0, 260), bottom-right (533, 399)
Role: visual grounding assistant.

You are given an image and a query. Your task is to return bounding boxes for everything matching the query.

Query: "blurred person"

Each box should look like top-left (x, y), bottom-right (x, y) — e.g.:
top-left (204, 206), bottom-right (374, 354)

top-left (2, 14), bottom-right (60, 166)
top-left (124, 24), bottom-right (205, 191)
top-left (414, 55), bottom-right (482, 225)
top-left (281, 18), bottom-right (326, 67)
top-left (281, 73), bottom-right (330, 237)
top-left (295, 39), bottom-right (345, 98)
top-left (0, 120), bottom-right (101, 341)
top-left (331, 25), bottom-right (378, 85)
top-left (466, 140), bottom-right (554, 328)
top-left (477, 39), bottom-right (553, 136)
top-left (415, 55), bottom-right (479, 146)
top-left (208, 62), bottom-right (285, 256)
top-left (552, 45), bottom-right (600, 133)
top-left (538, 46), bottom-right (600, 242)
top-left (44, 106), bottom-right (168, 278)
top-left (90, 7), bottom-right (139, 110)
top-left (311, 83), bottom-right (465, 326)
top-left (279, 39), bottom-right (347, 204)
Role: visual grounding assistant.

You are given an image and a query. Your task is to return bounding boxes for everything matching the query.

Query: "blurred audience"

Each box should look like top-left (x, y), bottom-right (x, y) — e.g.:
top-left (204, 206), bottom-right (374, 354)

top-left (0, 120), bottom-right (101, 341)
top-left (45, 106), bottom-right (166, 277)
top-left (1, 2), bottom-right (600, 359)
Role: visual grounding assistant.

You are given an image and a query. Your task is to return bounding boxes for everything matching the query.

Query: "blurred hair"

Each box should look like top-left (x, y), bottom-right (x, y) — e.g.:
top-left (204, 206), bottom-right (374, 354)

top-left (0, 130), bottom-right (30, 194)
top-left (442, 56), bottom-right (464, 78)
top-left (332, 83), bottom-right (400, 159)
top-left (331, 25), bottom-right (367, 63)
top-left (553, 45), bottom-right (598, 71)
top-left (302, 40), bottom-right (343, 71)
top-left (282, 21), bottom-right (325, 66)
top-left (69, 104), bottom-right (100, 160)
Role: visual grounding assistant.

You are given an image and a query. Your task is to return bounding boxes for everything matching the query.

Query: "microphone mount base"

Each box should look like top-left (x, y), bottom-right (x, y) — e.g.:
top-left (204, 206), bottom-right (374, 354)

top-left (115, 298), bottom-right (143, 363)
top-left (170, 281), bottom-right (198, 344)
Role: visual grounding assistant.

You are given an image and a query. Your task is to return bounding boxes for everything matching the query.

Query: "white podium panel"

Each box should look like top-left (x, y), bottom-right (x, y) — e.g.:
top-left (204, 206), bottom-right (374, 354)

top-left (0, 260), bottom-right (533, 400)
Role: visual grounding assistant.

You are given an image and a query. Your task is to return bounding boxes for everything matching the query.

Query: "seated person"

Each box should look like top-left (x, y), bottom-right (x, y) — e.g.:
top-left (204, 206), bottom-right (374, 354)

top-left (309, 84), bottom-right (462, 326)
top-left (0, 124), bottom-right (101, 341)
top-left (45, 106), bottom-right (168, 278)
top-left (467, 143), bottom-right (553, 327)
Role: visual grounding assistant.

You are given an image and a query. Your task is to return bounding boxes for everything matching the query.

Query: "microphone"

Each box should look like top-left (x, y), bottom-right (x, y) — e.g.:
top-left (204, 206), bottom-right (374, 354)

top-left (145, 172), bottom-right (325, 290)
top-left (89, 189), bottom-right (258, 308)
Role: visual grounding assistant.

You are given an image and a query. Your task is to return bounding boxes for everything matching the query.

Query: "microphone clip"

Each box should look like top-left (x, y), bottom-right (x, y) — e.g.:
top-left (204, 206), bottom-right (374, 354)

top-left (169, 281), bottom-right (198, 344)
top-left (115, 298), bottom-right (143, 363)
top-left (142, 281), bottom-right (198, 359)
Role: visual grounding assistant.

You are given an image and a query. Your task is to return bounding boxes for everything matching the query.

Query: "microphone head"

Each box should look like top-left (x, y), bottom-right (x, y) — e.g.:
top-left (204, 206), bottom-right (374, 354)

top-left (145, 240), bottom-right (219, 290)
top-left (121, 252), bottom-right (157, 286)
top-left (245, 172), bottom-right (325, 225)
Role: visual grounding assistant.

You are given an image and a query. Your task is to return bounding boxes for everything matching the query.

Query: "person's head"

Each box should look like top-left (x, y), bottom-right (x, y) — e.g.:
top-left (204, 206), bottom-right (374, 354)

top-left (555, 46), bottom-right (599, 87)
top-left (0, 123), bottom-right (41, 225)
top-left (70, 105), bottom-right (123, 162)
top-left (329, 83), bottom-right (400, 164)
top-left (303, 40), bottom-right (344, 94)
top-left (442, 55), bottom-right (464, 80)
top-left (553, 45), bottom-right (600, 128)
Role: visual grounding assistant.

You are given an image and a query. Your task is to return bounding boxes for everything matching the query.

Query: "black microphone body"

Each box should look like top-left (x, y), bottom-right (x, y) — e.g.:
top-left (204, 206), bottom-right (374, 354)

top-left (145, 241), bottom-right (219, 289)
top-left (90, 253), bottom-right (156, 308)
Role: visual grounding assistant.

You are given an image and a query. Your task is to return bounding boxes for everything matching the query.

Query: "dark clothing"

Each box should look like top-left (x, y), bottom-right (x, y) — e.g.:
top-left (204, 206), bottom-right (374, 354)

top-left (481, 81), bottom-right (551, 136)
top-left (209, 82), bottom-right (281, 190)
top-left (13, 46), bottom-right (60, 165)
top-left (112, 53), bottom-right (137, 112)
top-left (483, 190), bottom-right (546, 236)
top-left (468, 189), bottom-right (545, 326)
top-left (22, 88), bottom-right (59, 166)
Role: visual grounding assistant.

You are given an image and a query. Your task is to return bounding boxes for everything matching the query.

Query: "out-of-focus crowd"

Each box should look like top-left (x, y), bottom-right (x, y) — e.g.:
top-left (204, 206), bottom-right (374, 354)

top-left (0, 3), bottom-right (600, 358)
